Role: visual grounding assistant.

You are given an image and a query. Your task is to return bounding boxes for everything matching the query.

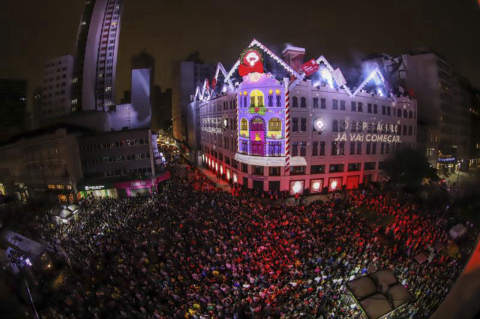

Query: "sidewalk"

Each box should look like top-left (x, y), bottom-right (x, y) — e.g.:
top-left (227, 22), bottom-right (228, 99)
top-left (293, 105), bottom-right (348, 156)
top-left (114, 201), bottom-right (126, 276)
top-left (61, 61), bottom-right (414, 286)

top-left (195, 166), bottom-right (233, 193)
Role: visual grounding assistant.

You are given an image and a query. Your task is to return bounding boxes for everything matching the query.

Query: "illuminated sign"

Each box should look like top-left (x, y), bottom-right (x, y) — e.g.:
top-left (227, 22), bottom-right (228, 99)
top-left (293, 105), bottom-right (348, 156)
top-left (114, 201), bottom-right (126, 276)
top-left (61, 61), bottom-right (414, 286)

top-left (131, 181), bottom-right (147, 187)
top-left (239, 48), bottom-right (264, 76)
top-left (85, 185), bottom-right (105, 191)
top-left (290, 180), bottom-right (304, 195)
top-left (438, 157), bottom-right (456, 163)
top-left (328, 178), bottom-right (342, 192)
top-left (314, 117), bottom-right (326, 132)
top-left (310, 179), bottom-right (324, 193)
top-left (334, 133), bottom-right (401, 143)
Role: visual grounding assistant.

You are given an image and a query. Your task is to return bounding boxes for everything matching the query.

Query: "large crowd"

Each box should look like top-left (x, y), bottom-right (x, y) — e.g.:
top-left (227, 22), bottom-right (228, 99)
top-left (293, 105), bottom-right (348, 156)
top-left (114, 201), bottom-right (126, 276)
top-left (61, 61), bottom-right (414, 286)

top-left (22, 164), bottom-right (477, 318)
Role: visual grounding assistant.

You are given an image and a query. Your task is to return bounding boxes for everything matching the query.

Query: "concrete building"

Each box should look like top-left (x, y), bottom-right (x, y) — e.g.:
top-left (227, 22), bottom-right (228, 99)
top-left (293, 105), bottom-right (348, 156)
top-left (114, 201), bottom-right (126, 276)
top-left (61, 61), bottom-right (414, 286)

top-left (0, 125), bottom-right (86, 202)
top-left (189, 40), bottom-right (417, 193)
top-left (39, 55), bottom-right (74, 126)
top-left (152, 86), bottom-right (172, 133)
top-left (77, 128), bottom-right (168, 198)
top-left (172, 57), bottom-right (215, 144)
top-left (72, 0), bottom-right (124, 112)
top-left (365, 50), bottom-right (472, 172)
top-left (0, 78), bottom-right (27, 143)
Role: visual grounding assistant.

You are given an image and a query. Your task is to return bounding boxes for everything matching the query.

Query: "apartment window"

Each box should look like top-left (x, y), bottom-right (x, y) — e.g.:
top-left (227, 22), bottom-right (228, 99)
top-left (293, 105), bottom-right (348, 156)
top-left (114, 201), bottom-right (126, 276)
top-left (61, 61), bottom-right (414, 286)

top-left (386, 144), bottom-right (390, 154)
top-left (292, 118), bottom-right (299, 131)
top-left (339, 142), bottom-right (345, 155)
top-left (387, 106), bottom-right (391, 115)
top-left (290, 166), bottom-right (306, 175)
top-left (300, 141), bottom-right (306, 156)
top-left (366, 142), bottom-right (371, 154)
top-left (332, 120), bottom-right (338, 132)
top-left (269, 142), bottom-right (282, 156)
top-left (348, 163), bottom-right (361, 171)
top-left (312, 141), bottom-right (318, 156)
top-left (331, 142), bottom-right (338, 155)
top-left (311, 165), bottom-right (325, 174)
top-left (292, 141), bottom-right (299, 156)
top-left (356, 142), bottom-right (362, 155)
top-left (340, 100), bottom-right (346, 110)
top-left (252, 166), bottom-right (264, 176)
top-left (403, 125), bottom-right (407, 136)
top-left (373, 104), bottom-right (378, 114)
top-left (241, 163), bottom-right (248, 173)
top-left (351, 121), bottom-right (356, 132)
top-left (321, 98), bottom-right (326, 109)
top-left (378, 161), bottom-right (385, 170)
top-left (293, 96), bottom-right (299, 107)
top-left (397, 109), bottom-right (402, 117)
top-left (333, 99), bottom-right (338, 110)
top-left (368, 103), bottom-right (372, 113)
top-left (372, 143), bottom-right (377, 154)
top-left (300, 118), bottom-right (307, 132)
top-left (269, 167), bottom-right (281, 176)
top-left (409, 126), bottom-right (413, 136)
top-left (300, 97), bottom-right (307, 108)
top-left (320, 142), bottom-right (325, 156)
top-left (365, 162), bottom-right (376, 170)
top-left (313, 98), bottom-right (319, 108)
top-left (329, 164), bottom-right (344, 173)
top-left (382, 105), bottom-right (386, 115)
top-left (381, 142), bottom-right (385, 154)
top-left (340, 120), bottom-right (346, 132)
top-left (351, 101), bottom-right (356, 112)
top-left (358, 102), bottom-right (363, 112)
top-left (350, 142), bottom-right (356, 155)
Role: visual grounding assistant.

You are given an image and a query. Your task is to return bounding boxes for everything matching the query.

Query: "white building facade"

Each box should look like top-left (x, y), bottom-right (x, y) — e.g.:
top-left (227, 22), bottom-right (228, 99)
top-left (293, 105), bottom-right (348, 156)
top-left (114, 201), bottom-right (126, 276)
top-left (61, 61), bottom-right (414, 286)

top-left (192, 41), bottom-right (417, 194)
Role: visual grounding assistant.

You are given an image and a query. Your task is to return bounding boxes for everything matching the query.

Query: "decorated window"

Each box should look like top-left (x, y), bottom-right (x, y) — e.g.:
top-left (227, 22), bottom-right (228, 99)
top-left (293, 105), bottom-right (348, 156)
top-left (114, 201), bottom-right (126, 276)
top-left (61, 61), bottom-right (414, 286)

top-left (310, 179), bottom-right (324, 193)
top-left (240, 118), bottom-right (248, 131)
top-left (328, 177), bottom-right (343, 192)
top-left (269, 142), bottom-right (282, 156)
top-left (251, 117), bottom-right (265, 131)
top-left (290, 180), bottom-right (305, 195)
top-left (268, 118), bottom-right (281, 132)
top-left (250, 90), bottom-right (264, 107)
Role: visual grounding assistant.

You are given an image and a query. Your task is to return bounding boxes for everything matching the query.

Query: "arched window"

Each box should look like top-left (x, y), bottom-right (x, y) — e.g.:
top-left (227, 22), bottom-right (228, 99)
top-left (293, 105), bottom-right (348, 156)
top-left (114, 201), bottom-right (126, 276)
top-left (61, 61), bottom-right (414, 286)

top-left (251, 117), bottom-right (265, 131)
top-left (240, 118), bottom-right (248, 131)
top-left (293, 96), bottom-right (299, 107)
top-left (409, 110), bottom-right (413, 119)
top-left (403, 109), bottom-right (408, 118)
top-left (268, 118), bottom-right (282, 131)
top-left (397, 109), bottom-right (402, 117)
top-left (340, 120), bottom-right (346, 132)
top-left (351, 120), bottom-right (356, 132)
top-left (332, 120), bottom-right (338, 132)
top-left (250, 90), bottom-right (264, 107)
top-left (300, 97), bottom-right (307, 108)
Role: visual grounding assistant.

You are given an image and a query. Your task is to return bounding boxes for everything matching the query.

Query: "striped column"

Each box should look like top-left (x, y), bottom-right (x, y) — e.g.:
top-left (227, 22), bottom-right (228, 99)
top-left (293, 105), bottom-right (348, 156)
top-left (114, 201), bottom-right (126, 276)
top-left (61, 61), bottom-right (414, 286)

top-left (284, 78), bottom-right (291, 172)
top-left (236, 92), bottom-right (239, 153)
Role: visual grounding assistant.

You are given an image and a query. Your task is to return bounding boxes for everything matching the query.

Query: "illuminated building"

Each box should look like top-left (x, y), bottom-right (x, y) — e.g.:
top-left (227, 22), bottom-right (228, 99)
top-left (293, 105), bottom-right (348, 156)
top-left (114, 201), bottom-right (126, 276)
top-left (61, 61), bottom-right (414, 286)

top-left (190, 40), bottom-right (417, 194)
top-left (72, 0), bottom-right (124, 112)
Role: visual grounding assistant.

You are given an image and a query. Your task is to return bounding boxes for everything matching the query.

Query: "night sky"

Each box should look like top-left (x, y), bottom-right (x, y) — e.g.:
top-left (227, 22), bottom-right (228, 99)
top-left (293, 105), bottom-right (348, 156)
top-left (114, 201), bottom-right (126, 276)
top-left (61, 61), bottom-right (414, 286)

top-left (1, 0), bottom-right (479, 110)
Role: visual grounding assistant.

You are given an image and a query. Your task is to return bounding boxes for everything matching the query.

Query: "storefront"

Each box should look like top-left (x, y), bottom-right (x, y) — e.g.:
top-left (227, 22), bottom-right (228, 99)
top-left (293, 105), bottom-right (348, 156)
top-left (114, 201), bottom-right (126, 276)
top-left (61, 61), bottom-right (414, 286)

top-left (437, 156), bottom-right (458, 175)
top-left (77, 183), bottom-right (117, 199)
top-left (114, 172), bottom-right (171, 197)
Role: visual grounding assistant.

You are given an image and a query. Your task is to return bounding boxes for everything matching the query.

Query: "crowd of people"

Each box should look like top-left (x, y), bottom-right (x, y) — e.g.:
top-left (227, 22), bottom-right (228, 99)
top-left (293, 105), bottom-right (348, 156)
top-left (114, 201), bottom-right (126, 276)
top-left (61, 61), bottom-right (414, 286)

top-left (22, 163), bottom-right (477, 318)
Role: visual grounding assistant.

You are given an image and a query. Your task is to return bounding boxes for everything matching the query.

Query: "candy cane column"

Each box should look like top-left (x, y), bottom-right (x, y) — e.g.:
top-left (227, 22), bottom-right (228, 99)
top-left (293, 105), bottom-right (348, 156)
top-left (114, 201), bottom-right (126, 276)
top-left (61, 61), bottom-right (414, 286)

top-left (284, 78), bottom-right (291, 172)
top-left (236, 92), bottom-right (239, 153)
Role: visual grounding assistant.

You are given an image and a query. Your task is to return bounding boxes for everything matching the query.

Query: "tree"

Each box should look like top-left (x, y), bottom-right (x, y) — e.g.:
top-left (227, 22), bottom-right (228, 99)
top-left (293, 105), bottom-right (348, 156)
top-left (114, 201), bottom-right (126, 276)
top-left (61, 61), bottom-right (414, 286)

top-left (384, 148), bottom-right (438, 189)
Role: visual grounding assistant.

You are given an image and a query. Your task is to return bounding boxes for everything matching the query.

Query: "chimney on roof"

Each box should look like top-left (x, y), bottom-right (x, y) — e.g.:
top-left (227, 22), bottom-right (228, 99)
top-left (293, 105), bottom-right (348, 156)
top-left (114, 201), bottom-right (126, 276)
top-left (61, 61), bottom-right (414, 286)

top-left (282, 45), bottom-right (305, 74)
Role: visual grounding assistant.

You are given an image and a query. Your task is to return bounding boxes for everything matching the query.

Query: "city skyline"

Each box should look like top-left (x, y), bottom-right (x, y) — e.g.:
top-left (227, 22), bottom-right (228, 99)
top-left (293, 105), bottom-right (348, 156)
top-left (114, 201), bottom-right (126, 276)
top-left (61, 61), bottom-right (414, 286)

top-left (1, 0), bottom-right (480, 112)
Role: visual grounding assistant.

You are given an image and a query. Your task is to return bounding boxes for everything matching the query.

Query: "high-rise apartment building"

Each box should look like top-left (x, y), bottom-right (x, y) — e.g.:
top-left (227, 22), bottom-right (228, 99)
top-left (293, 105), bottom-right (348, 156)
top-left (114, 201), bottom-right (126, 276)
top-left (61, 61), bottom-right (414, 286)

top-left (365, 50), bottom-right (473, 172)
top-left (0, 78), bottom-right (27, 142)
top-left (40, 55), bottom-right (74, 126)
top-left (72, 0), bottom-right (124, 113)
top-left (172, 59), bottom-right (215, 144)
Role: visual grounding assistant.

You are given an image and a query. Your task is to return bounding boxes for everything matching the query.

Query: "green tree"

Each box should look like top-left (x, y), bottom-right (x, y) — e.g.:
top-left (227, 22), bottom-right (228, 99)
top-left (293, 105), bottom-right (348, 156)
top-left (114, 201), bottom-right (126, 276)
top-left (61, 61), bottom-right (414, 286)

top-left (384, 148), bottom-right (438, 189)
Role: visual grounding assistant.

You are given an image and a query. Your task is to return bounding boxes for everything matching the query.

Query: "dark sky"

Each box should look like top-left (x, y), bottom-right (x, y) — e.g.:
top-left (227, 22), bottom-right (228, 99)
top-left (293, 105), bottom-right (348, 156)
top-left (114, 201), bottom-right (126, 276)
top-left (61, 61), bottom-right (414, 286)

top-left (1, 0), bottom-right (480, 110)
